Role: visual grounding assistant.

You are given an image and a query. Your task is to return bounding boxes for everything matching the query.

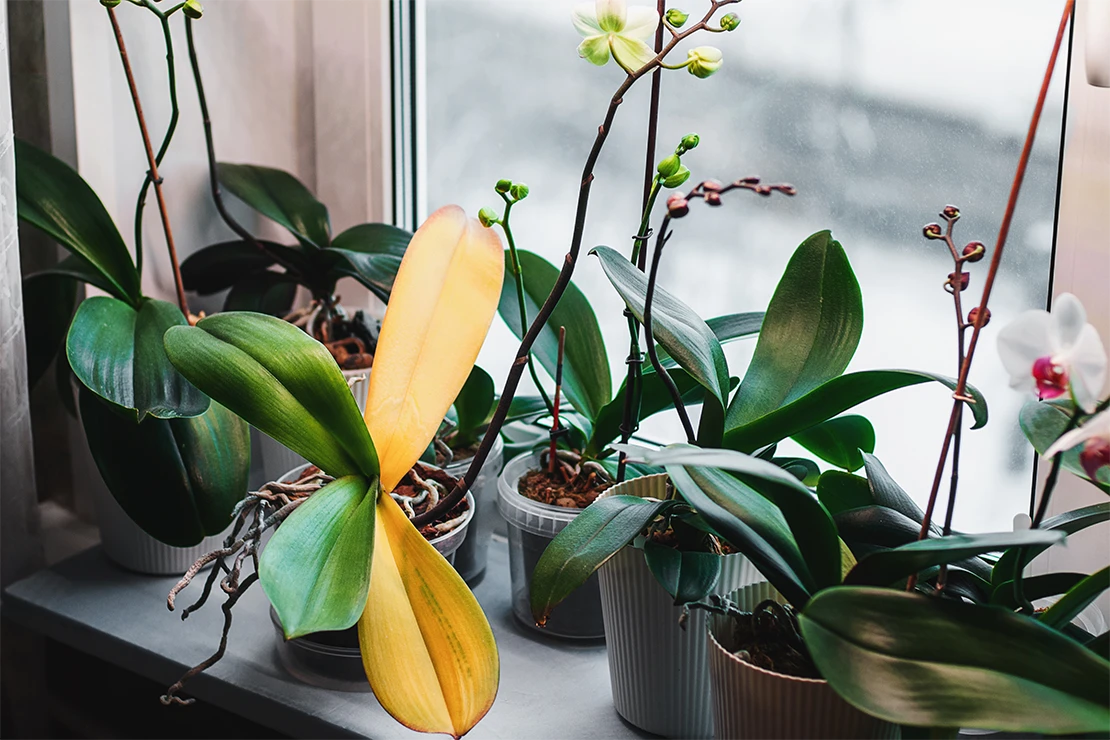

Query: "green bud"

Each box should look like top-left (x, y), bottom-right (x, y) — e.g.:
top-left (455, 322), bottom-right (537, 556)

top-left (509, 182), bottom-right (529, 201)
top-left (678, 133), bottom-right (700, 154)
top-left (657, 154), bottom-right (681, 178)
top-left (687, 47), bottom-right (723, 79)
top-left (662, 165), bottom-right (691, 189)
top-left (665, 8), bottom-right (689, 27)
top-left (495, 179), bottom-right (512, 194)
top-left (478, 207), bottom-right (499, 228)
top-left (100, 0), bottom-right (122, 6)
top-left (183, 0), bottom-right (203, 18)
top-left (720, 13), bottom-right (740, 31)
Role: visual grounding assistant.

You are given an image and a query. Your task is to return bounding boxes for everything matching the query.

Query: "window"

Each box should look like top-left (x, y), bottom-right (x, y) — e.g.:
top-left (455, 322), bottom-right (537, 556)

top-left (425, 0), bottom-right (1068, 532)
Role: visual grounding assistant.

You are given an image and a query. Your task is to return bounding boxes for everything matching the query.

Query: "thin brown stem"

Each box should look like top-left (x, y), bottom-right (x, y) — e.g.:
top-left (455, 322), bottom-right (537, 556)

top-left (549, 327), bottom-right (567, 475)
top-left (108, 7), bottom-right (189, 316)
top-left (645, 221), bottom-right (696, 442)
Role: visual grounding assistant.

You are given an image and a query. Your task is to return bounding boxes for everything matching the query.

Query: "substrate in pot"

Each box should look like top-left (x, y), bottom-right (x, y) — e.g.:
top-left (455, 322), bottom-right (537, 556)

top-left (497, 450), bottom-right (612, 640)
top-left (443, 433), bottom-right (505, 586)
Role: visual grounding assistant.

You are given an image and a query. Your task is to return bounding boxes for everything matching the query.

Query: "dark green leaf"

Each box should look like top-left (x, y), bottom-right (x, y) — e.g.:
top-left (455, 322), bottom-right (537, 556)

top-left (79, 387), bottom-right (248, 546)
top-left (331, 222), bottom-right (412, 257)
top-left (792, 415), bottom-right (875, 471)
top-left (990, 572), bottom-right (1088, 608)
top-left (260, 475), bottom-right (376, 638)
top-left (22, 271), bottom-right (77, 388)
top-left (654, 312), bottom-right (764, 369)
top-left (817, 471), bottom-right (873, 516)
top-left (499, 250), bottom-right (611, 421)
top-left (531, 495), bottom-right (675, 624)
top-left (1088, 632), bottom-right (1110, 660)
top-left (1021, 401), bottom-right (1110, 493)
top-left (505, 395), bottom-right (549, 421)
top-left (992, 503), bottom-right (1109, 585)
top-left (15, 139), bottom-right (140, 302)
top-left (724, 370), bottom-right (988, 453)
top-left (592, 245), bottom-right (729, 406)
top-left (67, 297), bottom-right (209, 420)
top-left (844, 531), bottom-right (1065, 587)
top-left (180, 240), bottom-right (301, 294)
top-left (164, 312), bottom-right (376, 477)
top-left (862, 453), bottom-right (927, 524)
top-left (835, 505), bottom-right (923, 548)
top-left (643, 540), bottom-right (722, 605)
top-left (451, 365), bottom-right (495, 442)
top-left (1039, 567), bottom-right (1110, 630)
top-left (217, 162), bottom-right (331, 249)
top-left (327, 249), bottom-right (402, 303)
top-left (726, 231), bottom-right (862, 429)
top-left (587, 367), bottom-right (703, 455)
top-left (28, 253), bottom-right (124, 296)
top-left (223, 271), bottom-right (299, 317)
top-left (773, 457), bottom-right (821, 486)
top-left (801, 586), bottom-right (1110, 733)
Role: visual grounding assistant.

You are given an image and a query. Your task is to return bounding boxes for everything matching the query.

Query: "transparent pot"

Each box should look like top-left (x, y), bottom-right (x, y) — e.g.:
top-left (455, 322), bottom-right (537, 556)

top-left (446, 434), bottom-right (504, 585)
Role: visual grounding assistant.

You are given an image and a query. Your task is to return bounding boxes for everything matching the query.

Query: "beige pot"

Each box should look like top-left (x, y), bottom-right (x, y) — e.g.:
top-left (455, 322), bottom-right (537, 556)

top-left (707, 582), bottom-right (898, 740)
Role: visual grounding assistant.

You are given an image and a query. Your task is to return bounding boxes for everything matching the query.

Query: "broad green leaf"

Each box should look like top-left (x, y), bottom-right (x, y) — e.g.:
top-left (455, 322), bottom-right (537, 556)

top-left (180, 240), bottom-right (302, 294)
top-left (218, 162), bottom-right (331, 248)
top-left (1038, 567), bottom-right (1110, 630)
top-left (816, 471), bottom-right (873, 515)
top-left (67, 297), bottom-right (209, 420)
top-left (724, 370), bottom-right (988, 453)
top-left (79, 387), bottom-right (247, 546)
top-left (654, 312), bottom-right (764, 370)
top-left (643, 540), bottom-right (722, 605)
top-left (164, 312), bottom-right (376, 477)
top-left (792, 415), bottom-right (875, 471)
top-left (844, 531), bottom-right (1065, 587)
top-left (624, 444), bottom-right (842, 591)
top-left (774, 457), bottom-right (821, 486)
top-left (586, 367), bottom-right (704, 455)
top-left (499, 249), bottom-right (610, 421)
top-left (28, 253), bottom-right (123, 296)
top-left (592, 245), bottom-right (729, 405)
top-left (15, 139), bottom-right (140, 303)
top-left (1020, 400), bottom-right (1110, 493)
top-left (992, 502), bottom-right (1109, 585)
top-left (261, 475), bottom-right (376, 638)
top-left (451, 365), bottom-right (495, 443)
top-left (801, 586), bottom-right (1110, 733)
top-left (329, 222), bottom-right (412, 302)
top-left (531, 495), bottom-right (675, 624)
top-left (862, 453), bottom-right (928, 524)
top-left (505, 395), bottom-right (549, 421)
top-left (990, 572), bottom-right (1088, 608)
top-left (327, 249), bottom-right (403, 304)
top-left (223, 271), bottom-right (299, 317)
top-left (726, 231), bottom-right (861, 429)
top-left (22, 271), bottom-right (77, 388)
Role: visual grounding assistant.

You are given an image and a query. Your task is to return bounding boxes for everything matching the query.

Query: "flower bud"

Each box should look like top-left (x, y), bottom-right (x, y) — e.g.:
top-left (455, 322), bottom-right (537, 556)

top-left (922, 223), bottom-right (944, 240)
top-left (702, 179), bottom-right (723, 192)
top-left (666, 193), bottom-right (689, 218)
top-left (183, 0), bottom-right (203, 18)
top-left (509, 182), bottom-right (530, 201)
top-left (686, 47), bottom-right (723, 79)
top-left (662, 165), bottom-right (691, 188)
top-left (968, 306), bottom-right (990, 326)
top-left (962, 241), bottom-right (985, 262)
top-left (495, 179), bottom-right (512, 194)
top-left (657, 154), bottom-right (682, 178)
top-left (100, 0), bottom-right (122, 6)
top-left (948, 272), bottom-right (970, 292)
top-left (720, 13), bottom-right (741, 31)
top-left (665, 8), bottom-right (689, 27)
top-left (942, 204), bottom-right (961, 221)
top-left (705, 192), bottom-right (722, 207)
top-left (679, 133), bottom-right (700, 153)
top-left (478, 207), bottom-right (499, 228)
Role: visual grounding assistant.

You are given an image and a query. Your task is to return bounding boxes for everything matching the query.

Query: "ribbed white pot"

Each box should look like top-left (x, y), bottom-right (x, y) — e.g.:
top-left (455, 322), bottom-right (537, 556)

top-left (707, 582), bottom-right (898, 739)
top-left (597, 474), bottom-right (759, 739)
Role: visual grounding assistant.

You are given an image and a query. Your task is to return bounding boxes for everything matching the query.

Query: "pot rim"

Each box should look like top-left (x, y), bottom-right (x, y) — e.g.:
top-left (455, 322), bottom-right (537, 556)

top-left (707, 607), bottom-right (828, 685)
top-left (497, 450), bottom-right (587, 520)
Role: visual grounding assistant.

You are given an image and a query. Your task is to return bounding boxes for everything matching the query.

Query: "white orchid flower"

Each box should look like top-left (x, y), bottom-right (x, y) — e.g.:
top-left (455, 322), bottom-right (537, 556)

top-left (997, 293), bottom-right (1107, 412)
top-left (1044, 408), bottom-right (1110, 483)
top-left (573, 0), bottom-right (660, 74)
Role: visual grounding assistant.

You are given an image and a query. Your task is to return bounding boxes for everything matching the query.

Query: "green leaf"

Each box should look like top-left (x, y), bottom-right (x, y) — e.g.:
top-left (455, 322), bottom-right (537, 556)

top-left (163, 312), bottom-right (376, 477)
top-left (816, 471), bottom-right (873, 515)
top-left (800, 586), bottom-right (1110, 733)
top-left (844, 531), bottom-right (1065, 587)
top-left (328, 222), bottom-right (411, 302)
top-left (653, 312), bottom-right (764, 370)
top-left (180, 240), bottom-right (301, 295)
top-left (223, 271), bottom-right (299, 317)
top-left (28, 253), bottom-right (125, 296)
top-left (1021, 400), bottom-right (1110, 493)
top-left (586, 367), bottom-right (704, 455)
top-left (259, 475), bottom-right (376, 638)
top-left (15, 139), bottom-right (140, 303)
top-left (592, 245), bottom-right (729, 406)
top-left (531, 495), bottom-right (675, 625)
top-left (1038, 567), bottom-right (1110, 630)
top-left (217, 162), bottom-right (331, 249)
top-left (499, 250), bottom-right (611, 422)
top-left (451, 365), bottom-right (495, 443)
top-left (22, 271), bottom-right (77, 389)
top-left (724, 370), bottom-right (988, 453)
top-left (505, 395), bottom-right (549, 421)
top-left (772, 457), bottom-right (821, 486)
top-left (643, 540), bottom-right (722, 605)
top-left (67, 297), bottom-right (209, 420)
top-left (78, 387), bottom-right (248, 546)
top-left (990, 572), bottom-right (1088, 608)
top-left (862, 453), bottom-right (928, 524)
top-left (992, 503), bottom-right (1109, 585)
top-left (726, 231), bottom-right (862, 429)
top-left (792, 415), bottom-right (875, 471)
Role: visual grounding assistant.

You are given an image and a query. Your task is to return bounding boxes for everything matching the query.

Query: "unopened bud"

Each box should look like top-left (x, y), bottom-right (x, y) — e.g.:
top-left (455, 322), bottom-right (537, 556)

top-left (478, 207), bottom-right (499, 228)
top-left (495, 179), bottom-right (512, 194)
top-left (720, 13), bottom-right (740, 31)
top-left (705, 192), bottom-right (722, 207)
top-left (667, 193), bottom-right (689, 218)
top-left (509, 182), bottom-right (529, 200)
top-left (948, 272), bottom-right (970, 292)
top-left (183, 0), bottom-right (203, 18)
top-left (686, 46), bottom-right (723, 79)
top-left (657, 154), bottom-right (681, 179)
top-left (962, 241), bottom-right (985, 262)
top-left (665, 8), bottom-right (689, 27)
top-left (663, 165), bottom-right (691, 188)
top-left (968, 306), bottom-right (990, 326)
top-left (702, 180), bottom-right (723, 192)
top-left (922, 223), bottom-right (944, 240)
top-left (100, 0), bottom-right (122, 6)
top-left (942, 205), bottom-right (961, 221)
top-left (679, 133), bottom-right (700, 153)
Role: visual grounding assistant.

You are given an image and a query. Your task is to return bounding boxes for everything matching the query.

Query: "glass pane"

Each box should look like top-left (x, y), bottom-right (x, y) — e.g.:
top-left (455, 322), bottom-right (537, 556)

top-left (426, 0), bottom-right (1066, 532)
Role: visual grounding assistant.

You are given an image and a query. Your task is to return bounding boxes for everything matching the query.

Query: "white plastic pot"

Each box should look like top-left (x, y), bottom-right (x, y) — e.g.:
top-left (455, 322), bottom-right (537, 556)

top-left (497, 451), bottom-right (605, 639)
top-left (446, 434), bottom-right (504, 585)
top-left (597, 474), bottom-right (759, 739)
top-left (707, 582), bottom-right (898, 739)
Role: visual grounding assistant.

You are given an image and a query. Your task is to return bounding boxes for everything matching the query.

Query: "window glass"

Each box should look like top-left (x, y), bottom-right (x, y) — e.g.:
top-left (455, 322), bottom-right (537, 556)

top-left (426, 0), bottom-right (1066, 532)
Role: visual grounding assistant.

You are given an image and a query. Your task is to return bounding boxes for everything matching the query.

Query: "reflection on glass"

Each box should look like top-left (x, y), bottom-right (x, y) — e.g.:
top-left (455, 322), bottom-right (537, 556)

top-left (427, 0), bottom-right (1065, 532)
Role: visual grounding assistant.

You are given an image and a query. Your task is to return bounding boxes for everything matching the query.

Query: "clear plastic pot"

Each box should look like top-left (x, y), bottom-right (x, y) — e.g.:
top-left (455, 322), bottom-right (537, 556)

top-left (497, 451), bottom-right (605, 640)
top-left (446, 434), bottom-right (504, 585)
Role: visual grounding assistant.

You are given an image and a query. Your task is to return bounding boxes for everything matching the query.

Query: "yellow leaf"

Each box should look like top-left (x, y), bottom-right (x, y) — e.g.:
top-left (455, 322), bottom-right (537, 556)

top-left (359, 495), bottom-right (499, 737)
top-left (364, 205), bottom-right (504, 492)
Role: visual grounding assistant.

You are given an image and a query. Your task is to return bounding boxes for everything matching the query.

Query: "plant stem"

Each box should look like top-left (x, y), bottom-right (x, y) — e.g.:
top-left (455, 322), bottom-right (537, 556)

top-left (500, 199), bottom-right (555, 417)
top-left (912, 0), bottom-right (1073, 552)
top-left (132, 0), bottom-right (180, 280)
top-left (108, 6), bottom-right (188, 315)
top-left (411, 0), bottom-right (740, 528)
top-left (549, 327), bottom-right (567, 474)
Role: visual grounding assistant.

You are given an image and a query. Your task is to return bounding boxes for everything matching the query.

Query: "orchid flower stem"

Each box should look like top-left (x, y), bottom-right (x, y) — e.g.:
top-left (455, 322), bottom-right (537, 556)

top-left (107, 6), bottom-right (189, 316)
top-left (411, 0), bottom-right (742, 528)
top-left (499, 199), bottom-right (555, 418)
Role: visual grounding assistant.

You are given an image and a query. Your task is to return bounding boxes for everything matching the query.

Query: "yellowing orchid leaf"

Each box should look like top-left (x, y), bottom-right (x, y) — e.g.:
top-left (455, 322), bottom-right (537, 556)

top-left (364, 205), bottom-right (503, 492)
top-left (359, 495), bottom-right (499, 737)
